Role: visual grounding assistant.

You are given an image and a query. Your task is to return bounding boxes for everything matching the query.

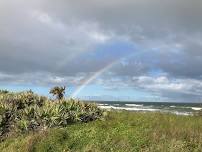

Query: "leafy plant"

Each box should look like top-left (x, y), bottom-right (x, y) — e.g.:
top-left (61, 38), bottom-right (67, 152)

top-left (49, 86), bottom-right (66, 100)
top-left (0, 90), bottom-right (9, 94)
top-left (0, 90), bottom-right (104, 139)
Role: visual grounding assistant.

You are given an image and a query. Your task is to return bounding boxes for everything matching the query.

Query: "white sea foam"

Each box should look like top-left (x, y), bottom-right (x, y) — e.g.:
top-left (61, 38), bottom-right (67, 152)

top-left (125, 104), bottom-right (143, 107)
top-left (191, 107), bottom-right (202, 111)
top-left (98, 105), bottom-right (193, 116)
top-left (99, 105), bottom-right (159, 112)
top-left (171, 111), bottom-right (192, 116)
top-left (98, 103), bottom-right (108, 106)
top-left (170, 106), bottom-right (176, 108)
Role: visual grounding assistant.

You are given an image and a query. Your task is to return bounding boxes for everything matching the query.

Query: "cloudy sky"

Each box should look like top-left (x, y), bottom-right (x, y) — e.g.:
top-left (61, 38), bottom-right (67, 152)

top-left (1, 0), bottom-right (202, 102)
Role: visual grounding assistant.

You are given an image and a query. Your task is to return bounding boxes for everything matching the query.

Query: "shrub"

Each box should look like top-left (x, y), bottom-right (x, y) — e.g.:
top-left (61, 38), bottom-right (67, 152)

top-left (0, 90), bottom-right (9, 94)
top-left (0, 91), bottom-right (103, 140)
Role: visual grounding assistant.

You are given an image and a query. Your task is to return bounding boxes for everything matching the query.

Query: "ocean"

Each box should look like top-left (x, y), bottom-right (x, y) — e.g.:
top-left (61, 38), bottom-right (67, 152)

top-left (94, 101), bottom-right (202, 115)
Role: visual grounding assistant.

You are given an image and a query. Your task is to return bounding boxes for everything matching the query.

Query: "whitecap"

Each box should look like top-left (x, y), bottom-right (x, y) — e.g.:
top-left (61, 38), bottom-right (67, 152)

top-left (98, 105), bottom-right (193, 116)
top-left (191, 107), bottom-right (202, 111)
top-left (99, 105), bottom-right (159, 112)
top-left (125, 104), bottom-right (143, 107)
top-left (171, 111), bottom-right (192, 116)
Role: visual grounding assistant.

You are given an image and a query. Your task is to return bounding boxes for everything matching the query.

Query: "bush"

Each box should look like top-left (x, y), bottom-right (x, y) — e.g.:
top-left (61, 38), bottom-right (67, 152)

top-left (0, 90), bottom-right (9, 94)
top-left (0, 91), bottom-right (103, 140)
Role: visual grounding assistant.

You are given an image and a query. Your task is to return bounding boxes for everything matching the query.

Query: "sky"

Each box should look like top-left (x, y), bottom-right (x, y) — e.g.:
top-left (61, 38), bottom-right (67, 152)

top-left (1, 0), bottom-right (202, 102)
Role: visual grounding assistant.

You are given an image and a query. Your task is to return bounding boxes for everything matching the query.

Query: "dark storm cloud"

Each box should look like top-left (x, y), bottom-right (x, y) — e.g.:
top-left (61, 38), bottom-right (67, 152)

top-left (1, 0), bottom-right (202, 101)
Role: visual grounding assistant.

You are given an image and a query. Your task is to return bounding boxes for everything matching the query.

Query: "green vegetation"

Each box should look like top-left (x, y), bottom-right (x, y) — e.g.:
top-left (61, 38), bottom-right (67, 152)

top-left (1, 89), bottom-right (202, 151)
top-left (0, 89), bottom-right (103, 141)
top-left (49, 86), bottom-right (66, 100)
top-left (1, 111), bottom-right (202, 152)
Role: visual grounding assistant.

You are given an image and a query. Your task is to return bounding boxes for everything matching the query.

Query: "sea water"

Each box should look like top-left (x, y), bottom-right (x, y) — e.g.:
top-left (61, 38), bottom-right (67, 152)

top-left (95, 101), bottom-right (202, 115)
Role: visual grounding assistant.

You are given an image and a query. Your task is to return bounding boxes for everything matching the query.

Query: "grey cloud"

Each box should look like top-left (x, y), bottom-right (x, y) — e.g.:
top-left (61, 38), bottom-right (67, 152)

top-left (1, 0), bottom-right (202, 101)
top-left (0, 71), bottom-right (88, 87)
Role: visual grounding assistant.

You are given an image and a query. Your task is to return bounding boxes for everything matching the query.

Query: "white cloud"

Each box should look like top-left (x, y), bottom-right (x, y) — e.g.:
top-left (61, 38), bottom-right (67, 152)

top-left (88, 31), bottom-right (111, 43)
top-left (48, 76), bottom-right (65, 84)
top-left (133, 76), bottom-right (202, 96)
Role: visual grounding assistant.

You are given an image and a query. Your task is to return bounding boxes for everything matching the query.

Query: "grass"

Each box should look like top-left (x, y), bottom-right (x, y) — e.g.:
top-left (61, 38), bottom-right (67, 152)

top-left (1, 111), bottom-right (202, 152)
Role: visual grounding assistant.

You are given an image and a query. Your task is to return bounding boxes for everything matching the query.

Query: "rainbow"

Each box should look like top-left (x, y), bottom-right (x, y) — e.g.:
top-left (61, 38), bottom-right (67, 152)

top-left (71, 60), bottom-right (118, 98)
top-left (71, 50), bottom-right (145, 98)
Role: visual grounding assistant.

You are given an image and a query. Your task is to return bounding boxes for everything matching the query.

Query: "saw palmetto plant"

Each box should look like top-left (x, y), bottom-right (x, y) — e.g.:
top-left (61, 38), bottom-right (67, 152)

top-left (0, 90), bottom-right (104, 139)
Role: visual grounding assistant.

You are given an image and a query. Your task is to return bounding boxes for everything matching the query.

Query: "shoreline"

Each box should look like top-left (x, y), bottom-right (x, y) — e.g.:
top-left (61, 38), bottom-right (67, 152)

top-left (97, 104), bottom-right (202, 116)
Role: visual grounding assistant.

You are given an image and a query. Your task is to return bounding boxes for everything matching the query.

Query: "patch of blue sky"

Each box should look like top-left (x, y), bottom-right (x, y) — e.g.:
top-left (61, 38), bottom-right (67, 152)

top-left (0, 84), bottom-right (76, 98)
top-left (148, 69), bottom-right (166, 77)
top-left (0, 84), bottom-right (49, 95)
top-left (74, 84), bottom-right (157, 102)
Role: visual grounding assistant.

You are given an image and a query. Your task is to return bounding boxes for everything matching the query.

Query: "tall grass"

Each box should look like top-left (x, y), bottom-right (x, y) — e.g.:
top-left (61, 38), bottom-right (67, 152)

top-left (1, 111), bottom-right (202, 152)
